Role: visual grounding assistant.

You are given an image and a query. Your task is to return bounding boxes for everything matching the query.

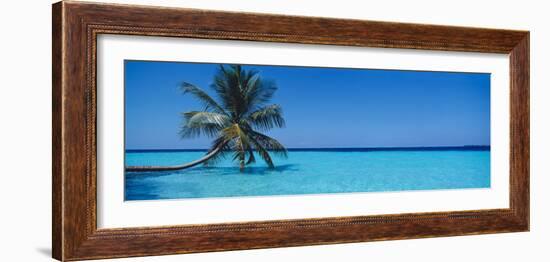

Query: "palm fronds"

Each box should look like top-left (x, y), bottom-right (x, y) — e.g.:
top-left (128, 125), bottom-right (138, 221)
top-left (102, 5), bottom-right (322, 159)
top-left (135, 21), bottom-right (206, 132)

top-left (180, 64), bottom-right (287, 171)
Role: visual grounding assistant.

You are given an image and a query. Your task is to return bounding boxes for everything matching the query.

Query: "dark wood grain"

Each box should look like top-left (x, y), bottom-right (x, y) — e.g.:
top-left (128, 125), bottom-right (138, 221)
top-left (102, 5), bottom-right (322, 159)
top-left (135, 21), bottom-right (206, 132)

top-left (52, 1), bottom-right (530, 261)
top-left (509, 35), bottom-right (530, 227)
top-left (52, 2), bottom-right (63, 260)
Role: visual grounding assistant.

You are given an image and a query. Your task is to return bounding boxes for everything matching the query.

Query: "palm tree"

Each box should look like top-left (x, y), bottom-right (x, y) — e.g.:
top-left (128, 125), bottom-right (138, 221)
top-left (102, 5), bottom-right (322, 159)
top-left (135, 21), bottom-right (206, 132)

top-left (126, 65), bottom-right (287, 172)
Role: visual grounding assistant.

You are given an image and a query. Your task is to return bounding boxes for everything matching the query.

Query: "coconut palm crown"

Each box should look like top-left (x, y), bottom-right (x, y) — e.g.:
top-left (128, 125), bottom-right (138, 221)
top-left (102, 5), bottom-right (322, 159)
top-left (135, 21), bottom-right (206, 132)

top-left (179, 65), bottom-right (287, 171)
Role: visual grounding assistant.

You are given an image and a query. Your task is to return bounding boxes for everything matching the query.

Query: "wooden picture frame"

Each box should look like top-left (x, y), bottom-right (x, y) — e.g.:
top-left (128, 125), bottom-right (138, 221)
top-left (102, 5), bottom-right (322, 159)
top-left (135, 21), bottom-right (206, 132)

top-left (52, 1), bottom-right (529, 261)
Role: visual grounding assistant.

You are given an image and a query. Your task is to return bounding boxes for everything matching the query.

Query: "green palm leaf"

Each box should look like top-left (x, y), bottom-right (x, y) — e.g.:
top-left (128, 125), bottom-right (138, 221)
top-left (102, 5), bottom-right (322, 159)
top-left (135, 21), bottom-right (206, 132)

top-left (180, 111), bottom-right (229, 138)
top-left (180, 82), bottom-right (227, 114)
top-left (247, 104), bottom-right (285, 131)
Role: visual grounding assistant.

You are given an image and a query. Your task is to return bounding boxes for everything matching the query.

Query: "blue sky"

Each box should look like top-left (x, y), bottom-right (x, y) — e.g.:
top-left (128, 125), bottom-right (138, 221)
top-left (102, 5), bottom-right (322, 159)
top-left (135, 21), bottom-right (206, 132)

top-left (125, 60), bottom-right (490, 149)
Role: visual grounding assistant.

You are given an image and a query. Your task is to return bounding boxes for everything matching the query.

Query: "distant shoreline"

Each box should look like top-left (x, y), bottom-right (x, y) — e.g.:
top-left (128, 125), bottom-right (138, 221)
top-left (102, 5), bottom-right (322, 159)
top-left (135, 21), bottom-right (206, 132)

top-left (126, 145), bottom-right (490, 153)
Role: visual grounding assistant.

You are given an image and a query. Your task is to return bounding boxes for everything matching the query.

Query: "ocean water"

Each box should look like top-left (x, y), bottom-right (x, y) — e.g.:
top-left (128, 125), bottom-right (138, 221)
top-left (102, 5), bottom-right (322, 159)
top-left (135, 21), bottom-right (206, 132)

top-left (125, 148), bottom-right (490, 201)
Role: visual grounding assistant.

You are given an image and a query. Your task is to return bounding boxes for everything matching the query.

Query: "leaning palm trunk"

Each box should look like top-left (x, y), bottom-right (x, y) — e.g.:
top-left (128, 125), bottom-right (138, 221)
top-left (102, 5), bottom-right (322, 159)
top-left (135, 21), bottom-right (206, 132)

top-left (125, 146), bottom-right (224, 172)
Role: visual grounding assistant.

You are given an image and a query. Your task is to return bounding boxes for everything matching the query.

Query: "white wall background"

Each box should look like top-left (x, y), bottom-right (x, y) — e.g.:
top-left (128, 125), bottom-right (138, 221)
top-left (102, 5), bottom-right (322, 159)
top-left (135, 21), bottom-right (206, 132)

top-left (0, 0), bottom-right (547, 261)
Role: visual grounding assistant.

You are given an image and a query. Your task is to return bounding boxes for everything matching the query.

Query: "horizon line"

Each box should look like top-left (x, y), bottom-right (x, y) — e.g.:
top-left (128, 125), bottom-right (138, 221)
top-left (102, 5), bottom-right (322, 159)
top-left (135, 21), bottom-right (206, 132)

top-left (126, 145), bottom-right (491, 151)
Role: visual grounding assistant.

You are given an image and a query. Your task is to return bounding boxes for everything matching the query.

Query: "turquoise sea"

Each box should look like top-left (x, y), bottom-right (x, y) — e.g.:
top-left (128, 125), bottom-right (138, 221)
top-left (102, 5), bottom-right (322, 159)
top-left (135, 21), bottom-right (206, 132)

top-left (124, 147), bottom-right (490, 201)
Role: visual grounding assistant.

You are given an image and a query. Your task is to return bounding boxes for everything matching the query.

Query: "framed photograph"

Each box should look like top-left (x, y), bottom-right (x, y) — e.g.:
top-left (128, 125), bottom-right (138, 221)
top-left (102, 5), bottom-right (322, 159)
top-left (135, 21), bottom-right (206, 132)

top-left (52, 1), bottom-right (529, 261)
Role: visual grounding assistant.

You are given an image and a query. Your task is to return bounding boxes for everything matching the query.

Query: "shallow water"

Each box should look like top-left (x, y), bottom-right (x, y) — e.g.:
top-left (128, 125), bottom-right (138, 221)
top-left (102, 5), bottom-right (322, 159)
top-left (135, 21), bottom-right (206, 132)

top-left (125, 149), bottom-right (490, 201)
